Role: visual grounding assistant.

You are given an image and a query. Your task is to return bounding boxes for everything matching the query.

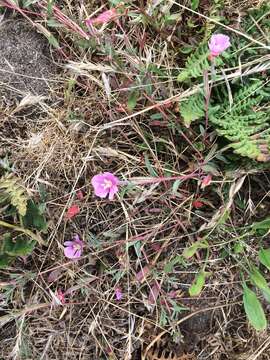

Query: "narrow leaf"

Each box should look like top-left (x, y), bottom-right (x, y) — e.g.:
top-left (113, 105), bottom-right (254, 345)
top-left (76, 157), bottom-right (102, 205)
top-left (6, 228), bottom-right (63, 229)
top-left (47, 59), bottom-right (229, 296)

top-left (189, 271), bottom-right (207, 297)
top-left (252, 217), bottom-right (270, 232)
top-left (127, 91), bottom-right (139, 112)
top-left (164, 255), bottom-right (182, 273)
top-left (259, 248), bottom-right (270, 271)
top-left (249, 266), bottom-right (270, 303)
top-left (249, 267), bottom-right (269, 290)
top-left (183, 240), bottom-right (208, 259)
top-left (243, 285), bottom-right (267, 331)
top-left (144, 154), bottom-right (158, 177)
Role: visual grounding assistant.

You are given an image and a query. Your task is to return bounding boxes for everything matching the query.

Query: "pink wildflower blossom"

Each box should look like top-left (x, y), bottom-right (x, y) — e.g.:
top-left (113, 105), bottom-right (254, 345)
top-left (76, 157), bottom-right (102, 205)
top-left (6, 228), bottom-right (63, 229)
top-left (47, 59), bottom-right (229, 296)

top-left (208, 34), bottom-right (230, 57)
top-left (91, 172), bottom-right (119, 200)
top-left (56, 289), bottom-right (66, 304)
top-left (64, 234), bottom-right (84, 259)
top-left (86, 8), bottom-right (117, 26)
top-left (115, 287), bottom-right (123, 301)
top-left (201, 174), bottom-right (212, 189)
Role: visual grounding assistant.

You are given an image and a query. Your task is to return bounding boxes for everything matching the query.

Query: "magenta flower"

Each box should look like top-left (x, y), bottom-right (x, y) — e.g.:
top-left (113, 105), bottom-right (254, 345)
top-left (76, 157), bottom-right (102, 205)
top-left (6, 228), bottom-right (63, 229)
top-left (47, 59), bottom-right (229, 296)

top-left (115, 287), bottom-right (123, 301)
top-left (208, 34), bottom-right (230, 57)
top-left (64, 234), bottom-right (84, 259)
top-left (56, 289), bottom-right (66, 304)
top-left (91, 172), bottom-right (119, 200)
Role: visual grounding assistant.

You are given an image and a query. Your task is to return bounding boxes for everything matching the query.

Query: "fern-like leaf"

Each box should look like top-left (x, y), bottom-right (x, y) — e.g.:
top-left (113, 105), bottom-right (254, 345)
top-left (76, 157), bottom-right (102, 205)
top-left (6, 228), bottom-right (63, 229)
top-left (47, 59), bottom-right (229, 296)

top-left (0, 174), bottom-right (28, 216)
top-left (177, 44), bottom-right (226, 82)
top-left (179, 93), bottom-right (206, 127)
top-left (209, 80), bottom-right (270, 161)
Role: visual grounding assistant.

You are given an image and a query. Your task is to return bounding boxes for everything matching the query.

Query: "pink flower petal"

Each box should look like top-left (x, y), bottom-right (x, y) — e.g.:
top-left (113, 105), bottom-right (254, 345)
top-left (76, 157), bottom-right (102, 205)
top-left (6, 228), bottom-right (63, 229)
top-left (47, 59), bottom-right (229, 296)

top-left (73, 234), bottom-right (82, 243)
top-left (208, 34), bottom-right (230, 57)
top-left (91, 174), bottom-right (105, 187)
top-left (57, 289), bottom-right (66, 304)
top-left (73, 249), bottom-right (82, 258)
top-left (108, 185), bottom-right (118, 200)
top-left (91, 172), bottom-right (120, 200)
top-left (115, 287), bottom-right (123, 301)
top-left (201, 174), bottom-right (212, 189)
top-left (64, 246), bottom-right (77, 259)
top-left (103, 172), bottom-right (119, 185)
top-left (94, 185), bottom-right (109, 198)
top-left (64, 241), bottom-right (74, 247)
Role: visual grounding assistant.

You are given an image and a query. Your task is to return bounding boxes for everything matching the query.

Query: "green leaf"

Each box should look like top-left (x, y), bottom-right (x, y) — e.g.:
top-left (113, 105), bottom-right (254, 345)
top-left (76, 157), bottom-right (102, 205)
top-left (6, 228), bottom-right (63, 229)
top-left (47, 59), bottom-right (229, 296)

top-left (180, 46), bottom-right (194, 54)
top-left (3, 234), bottom-right (36, 256)
top-left (249, 266), bottom-right (270, 303)
top-left (164, 255), bottom-right (183, 273)
top-left (0, 254), bottom-right (12, 269)
top-left (47, 0), bottom-right (54, 17)
top-left (109, 0), bottom-right (123, 5)
top-left (172, 179), bottom-right (181, 194)
top-left (179, 93), bottom-right (205, 127)
top-left (252, 217), bottom-right (270, 233)
top-left (22, 0), bottom-right (40, 7)
top-left (259, 248), bottom-right (270, 271)
top-left (189, 271), bottom-right (208, 297)
top-left (47, 18), bottom-right (63, 28)
top-left (249, 266), bottom-right (270, 291)
top-left (262, 289), bottom-right (270, 303)
top-left (133, 240), bottom-right (142, 258)
top-left (183, 240), bottom-right (208, 259)
top-left (47, 34), bottom-right (60, 49)
top-left (191, 0), bottom-right (200, 10)
top-left (127, 91), bottom-right (139, 112)
top-left (243, 284), bottom-right (267, 331)
top-left (233, 242), bottom-right (244, 254)
top-left (144, 154), bottom-right (158, 177)
top-left (0, 174), bottom-right (28, 216)
top-left (23, 200), bottom-right (47, 232)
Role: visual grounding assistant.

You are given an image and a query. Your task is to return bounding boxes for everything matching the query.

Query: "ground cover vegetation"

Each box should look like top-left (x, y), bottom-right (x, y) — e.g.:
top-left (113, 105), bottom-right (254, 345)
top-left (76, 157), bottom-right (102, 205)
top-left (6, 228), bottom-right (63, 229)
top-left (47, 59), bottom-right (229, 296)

top-left (0, 0), bottom-right (270, 359)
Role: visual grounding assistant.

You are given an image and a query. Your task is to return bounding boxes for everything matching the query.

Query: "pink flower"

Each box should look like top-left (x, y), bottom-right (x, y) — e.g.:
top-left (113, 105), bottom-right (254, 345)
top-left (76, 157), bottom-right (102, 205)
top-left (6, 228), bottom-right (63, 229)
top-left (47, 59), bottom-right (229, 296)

top-left (66, 205), bottom-right (80, 220)
top-left (201, 174), bottom-right (212, 189)
top-left (56, 289), bottom-right (66, 304)
top-left (86, 8), bottom-right (117, 26)
top-left (115, 287), bottom-right (123, 301)
top-left (91, 172), bottom-right (119, 200)
top-left (64, 234), bottom-right (84, 259)
top-left (208, 34), bottom-right (230, 57)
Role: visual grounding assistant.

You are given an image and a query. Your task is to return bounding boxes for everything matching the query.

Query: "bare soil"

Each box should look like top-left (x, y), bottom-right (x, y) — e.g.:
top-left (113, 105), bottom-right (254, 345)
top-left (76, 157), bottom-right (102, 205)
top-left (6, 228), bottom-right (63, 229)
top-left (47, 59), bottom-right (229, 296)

top-left (0, 19), bottom-right (56, 104)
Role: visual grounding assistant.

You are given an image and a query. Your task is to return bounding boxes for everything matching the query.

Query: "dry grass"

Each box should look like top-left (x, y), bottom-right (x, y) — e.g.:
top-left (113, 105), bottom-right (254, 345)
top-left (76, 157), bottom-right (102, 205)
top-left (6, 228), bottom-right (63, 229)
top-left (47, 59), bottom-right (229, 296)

top-left (0, 1), bottom-right (270, 359)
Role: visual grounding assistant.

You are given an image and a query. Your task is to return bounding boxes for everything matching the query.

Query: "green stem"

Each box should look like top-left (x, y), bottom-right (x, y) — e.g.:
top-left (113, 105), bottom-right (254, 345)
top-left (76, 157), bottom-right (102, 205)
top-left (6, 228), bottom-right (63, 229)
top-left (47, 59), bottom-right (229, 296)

top-left (0, 220), bottom-right (45, 245)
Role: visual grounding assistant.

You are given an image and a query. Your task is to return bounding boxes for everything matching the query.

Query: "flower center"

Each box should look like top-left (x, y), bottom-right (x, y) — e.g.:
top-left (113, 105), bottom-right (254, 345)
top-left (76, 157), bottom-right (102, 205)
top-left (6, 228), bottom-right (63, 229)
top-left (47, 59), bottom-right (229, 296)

top-left (73, 243), bottom-right (81, 251)
top-left (103, 179), bottom-right (112, 189)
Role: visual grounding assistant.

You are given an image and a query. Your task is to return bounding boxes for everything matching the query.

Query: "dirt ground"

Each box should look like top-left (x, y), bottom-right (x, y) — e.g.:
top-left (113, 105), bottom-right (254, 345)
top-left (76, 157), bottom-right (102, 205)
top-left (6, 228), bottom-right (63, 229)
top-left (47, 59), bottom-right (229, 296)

top-left (0, 19), bottom-right (56, 104)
